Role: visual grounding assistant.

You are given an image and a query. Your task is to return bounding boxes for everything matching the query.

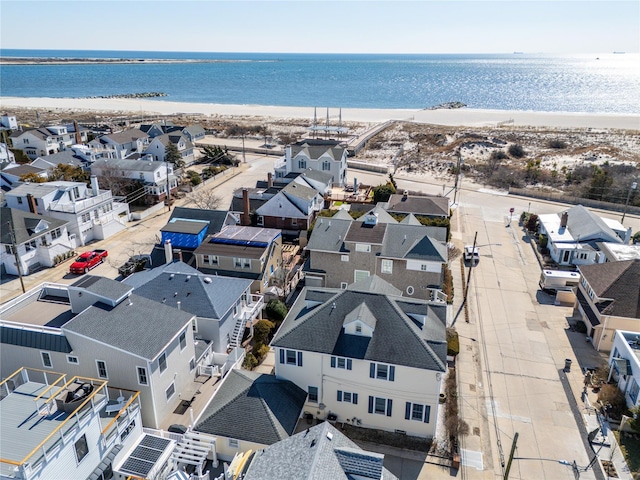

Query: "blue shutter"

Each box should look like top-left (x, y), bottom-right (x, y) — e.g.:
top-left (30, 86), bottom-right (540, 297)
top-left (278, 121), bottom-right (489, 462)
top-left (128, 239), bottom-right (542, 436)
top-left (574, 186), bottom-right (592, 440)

top-left (424, 405), bottom-right (431, 423)
top-left (279, 349), bottom-right (284, 364)
top-left (337, 390), bottom-right (342, 402)
top-left (353, 393), bottom-right (358, 405)
top-left (386, 399), bottom-right (393, 416)
top-left (297, 351), bottom-right (303, 367)
top-left (369, 363), bottom-right (375, 378)
top-left (405, 402), bottom-right (411, 420)
top-left (389, 365), bottom-right (395, 381)
top-left (368, 396), bottom-right (374, 414)
top-left (331, 357), bottom-right (336, 368)
top-left (347, 359), bottom-right (352, 370)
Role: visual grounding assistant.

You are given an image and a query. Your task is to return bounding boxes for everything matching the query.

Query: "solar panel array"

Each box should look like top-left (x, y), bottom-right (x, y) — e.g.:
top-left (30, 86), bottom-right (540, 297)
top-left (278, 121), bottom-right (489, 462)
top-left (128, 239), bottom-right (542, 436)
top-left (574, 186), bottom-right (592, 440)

top-left (119, 435), bottom-right (171, 477)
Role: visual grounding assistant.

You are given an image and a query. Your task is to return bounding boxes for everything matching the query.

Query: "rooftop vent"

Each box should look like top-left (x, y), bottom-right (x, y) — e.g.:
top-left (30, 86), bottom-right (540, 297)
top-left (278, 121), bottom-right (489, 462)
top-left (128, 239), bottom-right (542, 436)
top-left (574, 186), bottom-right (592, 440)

top-left (186, 275), bottom-right (191, 281)
top-left (203, 277), bottom-right (212, 284)
top-left (326, 432), bottom-right (333, 441)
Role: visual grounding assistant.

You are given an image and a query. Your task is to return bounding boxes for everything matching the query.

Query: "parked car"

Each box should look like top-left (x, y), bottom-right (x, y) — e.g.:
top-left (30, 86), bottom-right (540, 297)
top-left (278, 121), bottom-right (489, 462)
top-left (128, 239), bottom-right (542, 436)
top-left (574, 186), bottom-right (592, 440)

top-left (69, 249), bottom-right (108, 274)
top-left (463, 245), bottom-right (480, 263)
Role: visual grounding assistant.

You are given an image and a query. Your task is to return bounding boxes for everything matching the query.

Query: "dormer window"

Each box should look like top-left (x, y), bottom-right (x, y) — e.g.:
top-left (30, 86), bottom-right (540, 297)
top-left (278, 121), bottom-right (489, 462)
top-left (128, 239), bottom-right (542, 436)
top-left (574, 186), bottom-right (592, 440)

top-left (355, 324), bottom-right (362, 334)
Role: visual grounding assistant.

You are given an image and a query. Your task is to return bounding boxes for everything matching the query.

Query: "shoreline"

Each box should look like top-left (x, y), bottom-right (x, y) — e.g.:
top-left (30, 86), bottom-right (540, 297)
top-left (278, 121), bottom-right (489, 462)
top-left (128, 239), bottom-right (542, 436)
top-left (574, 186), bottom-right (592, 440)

top-left (0, 58), bottom-right (253, 65)
top-left (1, 96), bottom-right (639, 130)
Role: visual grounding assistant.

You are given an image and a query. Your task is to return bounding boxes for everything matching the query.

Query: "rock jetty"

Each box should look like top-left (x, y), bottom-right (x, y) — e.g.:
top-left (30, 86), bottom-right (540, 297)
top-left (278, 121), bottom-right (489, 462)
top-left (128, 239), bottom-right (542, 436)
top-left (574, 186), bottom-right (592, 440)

top-left (85, 92), bottom-right (168, 99)
top-left (426, 101), bottom-right (467, 110)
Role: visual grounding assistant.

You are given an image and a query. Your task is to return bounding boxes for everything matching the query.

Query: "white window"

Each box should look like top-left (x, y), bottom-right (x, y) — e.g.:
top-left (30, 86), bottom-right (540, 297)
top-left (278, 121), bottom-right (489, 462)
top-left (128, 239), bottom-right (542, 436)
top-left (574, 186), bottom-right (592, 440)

top-left (341, 255), bottom-right (349, 262)
top-left (96, 360), bottom-right (108, 378)
top-left (371, 396), bottom-right (391, 415)
top-left (381, 259), bottom-right (393, 274)
top-left (354, 270), bottom-right (370, 283)
top-left (41, 351), bottom-right (53, 368)
top-left (355, 324), bottom-right (362, 333)
top-left (51, 228), bottom-right (61, 240)
top-left (298, 159), bottom-right (307, 169)
top-left (25, 240), bottom-right (37, 252)
top-left (74, 434), bottom-right (89, 464)
top-left (341, 282), bottom-right (348, 289)
top-left (203, 255), bottom-right (219, 266)
top-left (280, 349), bottom-right (303, 366)
top-left (158, 352), bottom-right (167, 373)
top-left (405, 402), bottom-right (431, 423)
top-left (370, 362), bottom-right (395, 381)
top-left (17, 196), bottom-right (23, 204)
top-left (308, 386), bottom-right (319, 403)
top-left (420, 264), bottom-right (427, 271)
top-left (257, 216), bottom-right (264, 226)
top-left (179, 331), bottom-right (187, 351)
top-left (228, 438), bottom-right (239, 448)
top-left (331, 356), bottom-right (352, 370)
top-left (355, 243), bottom-right (371, 253)
top-left (137, 367), bottom-right (148, 386)
top-left (337, 390), bottom-right (358, 404)
top-left (67, 355), bottom-right (79, 365)
top-left (165, 382), bottom-right (175, 401)
top-left (322, 161), bottom-right (331, 171)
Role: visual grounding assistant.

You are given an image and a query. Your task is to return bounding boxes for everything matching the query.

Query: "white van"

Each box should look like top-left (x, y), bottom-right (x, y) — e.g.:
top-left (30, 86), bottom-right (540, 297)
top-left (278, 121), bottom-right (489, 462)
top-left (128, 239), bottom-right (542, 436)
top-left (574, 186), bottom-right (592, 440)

top-left (539, 270), bottom-right (580, 292)
top-left (464, 245), bottom-right (480, 263)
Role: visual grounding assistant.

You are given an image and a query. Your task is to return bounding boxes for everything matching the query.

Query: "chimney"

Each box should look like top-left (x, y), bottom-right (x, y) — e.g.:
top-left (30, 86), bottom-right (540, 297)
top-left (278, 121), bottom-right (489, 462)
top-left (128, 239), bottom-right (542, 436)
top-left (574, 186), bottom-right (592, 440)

top-left (26, 193), bottom-right (37, 214)
top-left (90, 175), bottom-right (100, 196)
top-left (164, 239), bottom-right (173, 264)
top-left (560, 211), bottom-right (568, 228)
top-left (173, 249), bottom-right (183, 262)
top-left (267, 172), bottom-right (273, 188)
top-left (73, 120), bottom-right (82, 144)
top-left (241, 188), bottom-right (251, 226)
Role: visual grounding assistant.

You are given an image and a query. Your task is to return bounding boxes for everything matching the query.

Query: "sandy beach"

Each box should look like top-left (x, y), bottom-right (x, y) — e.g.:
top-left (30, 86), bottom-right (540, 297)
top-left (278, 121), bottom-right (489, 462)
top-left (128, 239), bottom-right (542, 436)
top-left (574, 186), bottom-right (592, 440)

top-left (1, 96), bottom-right (638, 130)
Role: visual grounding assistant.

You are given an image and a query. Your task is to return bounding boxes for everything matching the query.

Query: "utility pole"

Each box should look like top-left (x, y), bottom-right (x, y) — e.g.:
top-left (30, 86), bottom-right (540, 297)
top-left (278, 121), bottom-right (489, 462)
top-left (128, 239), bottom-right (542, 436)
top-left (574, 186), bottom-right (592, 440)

top-left (503, 432), bottom-right (519, 480)
top-left (463, 231), bottom-right (478, 306)
top-left (453, 155), bottom-right (462, 205)
top-left (242, 134), bottom-right (246, 163)
top-left (621, 181), bottom-right (637, 224)
top-left (8, 222), bottom-right (25, 294)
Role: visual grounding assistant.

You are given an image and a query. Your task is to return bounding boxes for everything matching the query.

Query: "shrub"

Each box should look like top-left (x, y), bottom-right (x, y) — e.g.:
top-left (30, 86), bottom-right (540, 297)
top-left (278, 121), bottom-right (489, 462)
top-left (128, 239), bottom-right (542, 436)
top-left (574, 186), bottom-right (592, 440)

top-left (538, 234), bottom-right (548, 249)
top-left (265, 300), bottom-right (287, 323)
top-left (490, 150), bottom-right (508, 160)
top-left (525, 214), bottom-right (539, 233)
top-left (442, 264), bottom-right (454, 304)
top-left (242, 353), bottom-right (258, 370)
top-left (253, 319), bottom-right (275, 345)
top-left (254, 343), bottom-right (271, 363)
top-left (548, 139), bottom-right (568, 149)
top-left (508, 144), bottom-right (526, 158)
top-left (446, 328), bottom-right (460, 356)
top-left (633, 231), bottom-right (640, 244)
top-left (598, 384), bottom-right (628, 420)
top-left (372, 183), bottom-right (396, 203)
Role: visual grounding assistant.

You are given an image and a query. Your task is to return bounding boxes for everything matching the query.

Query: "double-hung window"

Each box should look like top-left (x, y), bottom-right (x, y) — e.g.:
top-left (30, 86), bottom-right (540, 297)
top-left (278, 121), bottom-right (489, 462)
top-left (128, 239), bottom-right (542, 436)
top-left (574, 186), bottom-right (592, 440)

top-left (368, 396), bottom-right (393, 416)
top-left (279, 349), bottom-right (303, 366)
top-left (381, 259), bottom-right (393, 274)
top-left (96, 360), bottom-right (108, 378)
top-left (337, 390), bottom-right (358, 404)
top-left (137, 367), bottom-right (148, 386)
top-left (308, 386), bottom-right (318, 403)
top-left (405, 402), bottom-right (431, 423)
top-left (179, 331), bottom-right (187, 351)
top-left (330, 356), bottom-right (352, 370)
top-left (370, 362), bottom-right (395, 381)
top-left (158, 352), bottom-right (167, 374)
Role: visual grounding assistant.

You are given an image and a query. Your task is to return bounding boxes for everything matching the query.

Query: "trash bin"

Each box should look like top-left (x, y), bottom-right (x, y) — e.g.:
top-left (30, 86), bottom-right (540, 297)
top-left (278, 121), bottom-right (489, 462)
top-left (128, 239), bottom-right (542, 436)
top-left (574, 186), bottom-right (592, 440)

top-left (564, 359), bottom-right (572, 371)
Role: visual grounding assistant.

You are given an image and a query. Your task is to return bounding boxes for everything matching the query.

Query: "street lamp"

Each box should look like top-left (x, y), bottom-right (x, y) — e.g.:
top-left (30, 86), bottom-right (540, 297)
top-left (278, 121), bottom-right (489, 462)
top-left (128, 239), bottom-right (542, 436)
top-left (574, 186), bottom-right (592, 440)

top-left (621, 180), bottom-right (637, 224)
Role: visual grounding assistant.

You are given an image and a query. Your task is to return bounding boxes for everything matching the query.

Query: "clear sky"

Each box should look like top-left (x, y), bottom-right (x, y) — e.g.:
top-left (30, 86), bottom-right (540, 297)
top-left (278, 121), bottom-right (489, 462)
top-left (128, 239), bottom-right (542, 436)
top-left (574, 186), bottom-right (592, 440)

top-left (1, 1), bottom-right (638, 54)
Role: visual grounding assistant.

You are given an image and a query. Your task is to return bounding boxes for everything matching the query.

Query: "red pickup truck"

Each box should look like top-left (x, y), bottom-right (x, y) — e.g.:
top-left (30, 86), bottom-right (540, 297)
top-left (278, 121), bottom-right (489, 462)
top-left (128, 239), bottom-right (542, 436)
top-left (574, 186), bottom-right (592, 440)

top-left (69, 249), bottom-right (108, 274)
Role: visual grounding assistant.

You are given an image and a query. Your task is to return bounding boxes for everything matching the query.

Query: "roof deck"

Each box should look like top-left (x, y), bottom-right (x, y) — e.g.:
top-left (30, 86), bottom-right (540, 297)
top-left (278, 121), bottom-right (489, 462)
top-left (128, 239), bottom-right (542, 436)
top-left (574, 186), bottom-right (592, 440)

top-left (0, 285), bottom-right (73, 329)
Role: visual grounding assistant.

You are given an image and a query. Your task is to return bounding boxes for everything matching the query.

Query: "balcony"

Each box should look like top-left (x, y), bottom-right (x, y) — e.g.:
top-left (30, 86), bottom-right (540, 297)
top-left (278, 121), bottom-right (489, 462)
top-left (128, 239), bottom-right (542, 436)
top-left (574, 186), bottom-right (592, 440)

top-left (49, 190), bottom-right (113, 214)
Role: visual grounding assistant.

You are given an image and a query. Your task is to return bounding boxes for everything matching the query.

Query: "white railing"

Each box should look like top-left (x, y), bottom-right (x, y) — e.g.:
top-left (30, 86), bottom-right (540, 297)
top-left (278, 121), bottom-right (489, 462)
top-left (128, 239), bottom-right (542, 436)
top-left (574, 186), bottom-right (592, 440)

top-left (143, 427), bottom-right (184, 443)
top-left (49, 191), bottom-right (113, 213)
top-left (241, 295), bottom-right (264, 322)
top-left (197, 365), bottom-right (219, 378)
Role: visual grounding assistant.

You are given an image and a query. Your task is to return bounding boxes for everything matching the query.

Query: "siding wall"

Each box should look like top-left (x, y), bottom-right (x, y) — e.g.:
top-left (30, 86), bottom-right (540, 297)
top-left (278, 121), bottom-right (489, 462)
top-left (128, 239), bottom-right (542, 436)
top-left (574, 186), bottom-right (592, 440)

top-left (274, 348), bottom-right (441, 438)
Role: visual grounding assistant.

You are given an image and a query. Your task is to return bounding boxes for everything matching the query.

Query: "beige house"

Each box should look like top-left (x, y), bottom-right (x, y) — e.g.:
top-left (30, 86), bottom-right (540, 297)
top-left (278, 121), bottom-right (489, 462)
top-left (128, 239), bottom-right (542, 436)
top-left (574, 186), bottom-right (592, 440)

top-left (574, 259), bottom-right (640, 352)
top-left (194, 225), bottom-right (283, 294)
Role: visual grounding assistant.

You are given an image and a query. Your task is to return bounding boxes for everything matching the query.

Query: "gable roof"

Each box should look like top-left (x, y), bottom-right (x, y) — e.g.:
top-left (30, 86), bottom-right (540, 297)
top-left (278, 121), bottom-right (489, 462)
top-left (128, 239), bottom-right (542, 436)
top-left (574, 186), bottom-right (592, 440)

top-left (356, 204), bottom-right (398, 224)
top-left (282, 181), bottom-right (320, 202)
top-left (290, 139), bottom-right (346, 162)
top-left (256, 192), bottom-right (307, 218)
top-left (243, 422), bottom-right (398, 480)
top-left (62, 293), bottom-right (194, 360)
top-left (386, 194), bottom-right (450, 217)
top-left (100, 128), bottom-right (149, 145)
top-left (32, 149), bottom-right (86, 168)
top-left (123, 261), bottom-right (252, 319)
top-left (195, 369), bottom-right (307, 445)
top-left (92, 158), bottom-right (165, 172)
top-left (579, 259), bottom-right (640, 318)
top-left (298, 168), bottom-right (334, 185)
top-left (272, 280), bottom-right (447, 372)
top-left (0, 207), bottom-right (68, 245)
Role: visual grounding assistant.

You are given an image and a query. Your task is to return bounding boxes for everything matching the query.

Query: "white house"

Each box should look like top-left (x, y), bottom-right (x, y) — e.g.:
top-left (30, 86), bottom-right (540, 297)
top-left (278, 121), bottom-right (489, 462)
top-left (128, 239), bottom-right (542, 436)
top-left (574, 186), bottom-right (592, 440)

top-left (271, 276), bottom-right (447, 439)
top-left (4, 177), bottom-right (130, 246)
top-left (608, 330), bottom-right (640, 408)
top-left (0, 276), bottom-right (199, 429)
top-left (1, 163), bottom-right (48, 191)
top-left (0, 142), bottom-right (15, 163)
top-left (1, 113), bottom-right (18, 130)
top-left (144, 133), bottom-right (195, 166)
top-left (274, 139), bottom-right (347, 187)
top-left (0, 367), bottom-right (144, 480)
top-left (10, 125), bottom-right (88, 160)
top-left (538, 205), bottom-right (631, 266)
top-left (89, 128), bottom-right (150, 160)
top-left (1, 207), bottom-right (76, 276)
top-left (90, 157), bottom-right (178, 203)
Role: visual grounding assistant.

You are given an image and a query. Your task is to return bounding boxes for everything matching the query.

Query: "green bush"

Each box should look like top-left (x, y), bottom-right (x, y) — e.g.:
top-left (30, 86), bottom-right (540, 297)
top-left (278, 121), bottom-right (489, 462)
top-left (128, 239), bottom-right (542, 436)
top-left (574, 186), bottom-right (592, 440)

top-left (253, 319), bottom-right (275, 345)
top-left (243, 353), bottom-right (258, 370)
top-left (265, 300), bottom-right (287, 323)
top-left (442, 264), bottom-right (454, 304)
top-left (538, 234), bottom-right (548, 249)
top-left (508, 144), bottom-right (526, 158)
top-left (446, 328), bottom-right (460, 356)
top-left (254, 343), bottom-right (271, 363)
top-left (372, 183), bottom-right (396, 203)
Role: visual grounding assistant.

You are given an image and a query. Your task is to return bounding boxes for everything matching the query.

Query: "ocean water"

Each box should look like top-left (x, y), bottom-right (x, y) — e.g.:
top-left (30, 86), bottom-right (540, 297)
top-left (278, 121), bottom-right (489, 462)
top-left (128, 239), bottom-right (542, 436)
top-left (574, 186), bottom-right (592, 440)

top-left (1, 49), bottom-right (639, 114)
